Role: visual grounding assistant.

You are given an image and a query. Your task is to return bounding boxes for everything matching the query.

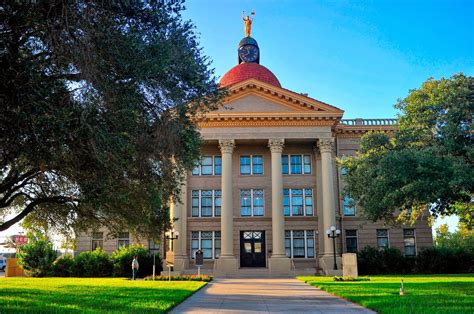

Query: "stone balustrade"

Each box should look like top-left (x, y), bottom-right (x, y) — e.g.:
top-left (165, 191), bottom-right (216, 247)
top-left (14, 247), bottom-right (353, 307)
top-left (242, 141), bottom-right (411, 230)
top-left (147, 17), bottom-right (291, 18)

top-left (340, 118), bottom-right (397, 126)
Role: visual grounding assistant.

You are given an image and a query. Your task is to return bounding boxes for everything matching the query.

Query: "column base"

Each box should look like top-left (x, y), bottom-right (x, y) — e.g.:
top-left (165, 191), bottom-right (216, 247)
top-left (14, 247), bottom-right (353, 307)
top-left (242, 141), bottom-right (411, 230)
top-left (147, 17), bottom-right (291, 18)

top-left (268, 256), bottom-right (291, 274)
top-left (318, 254), bottom-right (342, 276)
top-left (214, 256), bottom-right (239, 276)
top-left (172, 255), bottom-right (189, 273)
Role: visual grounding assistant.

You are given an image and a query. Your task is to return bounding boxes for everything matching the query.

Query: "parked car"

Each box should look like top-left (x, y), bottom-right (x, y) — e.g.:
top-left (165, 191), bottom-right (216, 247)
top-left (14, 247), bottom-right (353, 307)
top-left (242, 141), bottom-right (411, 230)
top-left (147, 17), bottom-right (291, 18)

top-left (0, 257), bottom-right (6, 271)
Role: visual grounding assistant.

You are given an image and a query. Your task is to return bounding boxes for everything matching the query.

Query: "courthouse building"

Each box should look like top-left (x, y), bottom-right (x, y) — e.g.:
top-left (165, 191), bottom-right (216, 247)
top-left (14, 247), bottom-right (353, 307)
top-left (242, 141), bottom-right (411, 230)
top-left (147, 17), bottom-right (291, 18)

top-left (77, 29), bottom-right (433, 275)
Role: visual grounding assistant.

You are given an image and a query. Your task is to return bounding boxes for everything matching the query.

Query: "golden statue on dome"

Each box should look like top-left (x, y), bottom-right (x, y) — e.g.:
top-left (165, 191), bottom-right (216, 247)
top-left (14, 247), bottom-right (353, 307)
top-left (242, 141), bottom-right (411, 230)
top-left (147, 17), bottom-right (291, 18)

top-left (242, 10), bottom-right (255, 37)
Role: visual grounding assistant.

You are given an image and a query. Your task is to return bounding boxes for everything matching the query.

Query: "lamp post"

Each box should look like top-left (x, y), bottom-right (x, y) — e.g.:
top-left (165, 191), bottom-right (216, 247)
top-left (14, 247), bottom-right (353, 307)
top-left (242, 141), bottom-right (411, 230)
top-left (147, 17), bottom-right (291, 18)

top-left (326, 225), bottom-right (341, 270)
top-left (165, 229), bottom-right (179, 251)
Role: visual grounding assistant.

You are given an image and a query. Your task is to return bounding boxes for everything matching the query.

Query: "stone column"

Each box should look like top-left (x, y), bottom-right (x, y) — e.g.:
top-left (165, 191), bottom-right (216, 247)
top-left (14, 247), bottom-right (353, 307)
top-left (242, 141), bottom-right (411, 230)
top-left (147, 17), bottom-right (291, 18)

top-left (318, 138), bottom-right (341, 275)
top-left (214, 139), bottom-right (238, 274)
top-left (268, 138), bottom-right (291, 274)
top-left (169, 176), bottom-right (188, 273)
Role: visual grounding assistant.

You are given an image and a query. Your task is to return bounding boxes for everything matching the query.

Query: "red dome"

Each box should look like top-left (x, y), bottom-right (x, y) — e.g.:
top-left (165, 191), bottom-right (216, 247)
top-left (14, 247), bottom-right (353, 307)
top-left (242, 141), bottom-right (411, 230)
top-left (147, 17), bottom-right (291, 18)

top-left (220, 63), bottom-right (281, 88)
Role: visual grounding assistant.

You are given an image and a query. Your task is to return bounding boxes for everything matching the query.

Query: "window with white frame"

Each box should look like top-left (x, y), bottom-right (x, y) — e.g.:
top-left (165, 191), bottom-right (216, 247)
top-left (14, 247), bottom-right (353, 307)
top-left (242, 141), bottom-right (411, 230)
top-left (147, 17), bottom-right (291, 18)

top-left (117, 232), bottom-right (130, 248)
top-left (345, 230), bottom-right (358, 253)
top-left (343, 195), bottom-right (356, 216)
top-left (191, 231), bottom-right (221, 259)
top-left (191, 190), bottom-right (221, 217)
top-left (281, 154), bottom-right (312, 174)
top-left (283, 189), bottom-right (313, 216)
top-left (192, 156), bottom-right (222, 176)
top-left (376, 229), bottom-right (389, 249)
top-left (91, 232), bottom-right (103, 250)
top-left (403, 229), bottom-right (416, 256)
top-left (285, 230), bottom-right (315, 258)
top-left (240, 189), bottom-right (264, 216)
top-left (240, 155), bottom-right (263, 175)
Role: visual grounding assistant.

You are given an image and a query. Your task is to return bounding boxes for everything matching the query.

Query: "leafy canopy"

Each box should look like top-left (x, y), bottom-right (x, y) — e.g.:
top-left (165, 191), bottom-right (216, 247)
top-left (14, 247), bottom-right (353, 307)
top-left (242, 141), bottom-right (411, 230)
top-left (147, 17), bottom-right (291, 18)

top-left (0, 0), bottom-right (224, 238)
top-left (342, 74), bottom-right (473, 227)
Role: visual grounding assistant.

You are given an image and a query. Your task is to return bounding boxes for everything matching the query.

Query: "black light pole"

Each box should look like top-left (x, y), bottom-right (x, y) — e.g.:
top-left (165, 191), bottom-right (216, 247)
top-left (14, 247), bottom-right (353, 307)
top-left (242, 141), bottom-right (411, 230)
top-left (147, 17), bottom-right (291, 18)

top-left (326, 225), bottom-right (341, 270)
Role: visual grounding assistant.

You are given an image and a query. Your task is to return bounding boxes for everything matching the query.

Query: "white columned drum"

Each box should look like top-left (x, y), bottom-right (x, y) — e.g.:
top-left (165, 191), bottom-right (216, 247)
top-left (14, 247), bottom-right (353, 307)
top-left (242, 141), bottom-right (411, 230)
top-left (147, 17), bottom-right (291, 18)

top-left (268, 138), bottom-right (286, 257)
top-left (318, 138), bottom-right (337, 256)
top-left (218, 139), bottom-right (235, 258)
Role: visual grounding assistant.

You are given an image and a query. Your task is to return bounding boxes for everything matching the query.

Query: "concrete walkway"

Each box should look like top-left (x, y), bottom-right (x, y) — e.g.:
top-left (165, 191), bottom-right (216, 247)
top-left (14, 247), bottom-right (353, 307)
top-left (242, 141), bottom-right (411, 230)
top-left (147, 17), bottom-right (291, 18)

top-left (170, 278), bottom-right (375, 313)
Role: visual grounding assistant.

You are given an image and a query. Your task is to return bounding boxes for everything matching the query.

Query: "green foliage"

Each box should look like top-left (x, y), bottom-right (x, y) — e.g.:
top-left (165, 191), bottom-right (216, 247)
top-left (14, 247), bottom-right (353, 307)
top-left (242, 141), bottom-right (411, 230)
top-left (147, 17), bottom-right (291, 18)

top-left (0, 0), bottom-right (225, 238)
top-left (111, 244), bottom-right (159, 278)
top-left (0, 278), bottom-right (206, 313)
top-left (52, 255), bottom-right (75, 277)
top-left (342, 74), bottom-right (474, 226)
top-left (144, 274), bottom-right (213, 282)
top-left (333, 276), bottom-right (370, 282)
top-left (17, 232), bottom-right (57, 277)
top-left (74, 249), bottom-right (113, 277)
top-left (357, 246), bottom-right (412, 275)
top-left (435, 223), bottom-right (474, 254)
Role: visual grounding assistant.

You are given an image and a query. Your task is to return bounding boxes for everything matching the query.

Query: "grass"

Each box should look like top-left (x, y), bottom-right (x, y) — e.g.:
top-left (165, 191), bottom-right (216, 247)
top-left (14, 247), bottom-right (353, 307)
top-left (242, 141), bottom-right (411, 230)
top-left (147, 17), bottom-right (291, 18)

top-left (0, 277), bottom-right (206, 313)
top-left (298, 274), bottom-right (474, 314)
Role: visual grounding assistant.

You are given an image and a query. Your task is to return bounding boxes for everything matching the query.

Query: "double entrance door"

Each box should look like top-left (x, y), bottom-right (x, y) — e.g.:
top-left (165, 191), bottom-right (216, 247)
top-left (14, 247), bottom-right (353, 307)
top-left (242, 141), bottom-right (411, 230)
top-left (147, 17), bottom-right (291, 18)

top-left (240, 231), bottom-right (266, 267)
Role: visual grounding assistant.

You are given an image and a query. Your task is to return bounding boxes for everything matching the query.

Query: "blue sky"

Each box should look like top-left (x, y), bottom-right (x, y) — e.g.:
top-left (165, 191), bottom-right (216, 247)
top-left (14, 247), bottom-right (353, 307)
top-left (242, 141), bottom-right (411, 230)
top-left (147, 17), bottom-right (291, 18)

top-left (183, 0), bottom-right (473, 119)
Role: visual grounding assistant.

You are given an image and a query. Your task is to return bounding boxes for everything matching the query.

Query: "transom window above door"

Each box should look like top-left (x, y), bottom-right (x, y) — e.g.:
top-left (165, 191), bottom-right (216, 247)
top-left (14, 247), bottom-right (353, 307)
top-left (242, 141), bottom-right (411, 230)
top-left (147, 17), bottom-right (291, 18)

top-left (192, 156), bottom-right (222, 176)
top-left (282, 154), bottom-right (312, 175)
top-left (240, 155), bottom-right (263, 175)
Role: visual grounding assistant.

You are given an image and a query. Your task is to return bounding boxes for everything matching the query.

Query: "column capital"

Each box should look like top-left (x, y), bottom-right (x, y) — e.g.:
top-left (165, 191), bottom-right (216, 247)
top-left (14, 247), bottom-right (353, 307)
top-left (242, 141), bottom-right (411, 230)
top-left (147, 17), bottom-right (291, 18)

top-left (218, 139), bottom-right (235, 154)
top-left (268, 138), bottom-right (285, 154)
top-left (318, 138), bottom-right (334, 154)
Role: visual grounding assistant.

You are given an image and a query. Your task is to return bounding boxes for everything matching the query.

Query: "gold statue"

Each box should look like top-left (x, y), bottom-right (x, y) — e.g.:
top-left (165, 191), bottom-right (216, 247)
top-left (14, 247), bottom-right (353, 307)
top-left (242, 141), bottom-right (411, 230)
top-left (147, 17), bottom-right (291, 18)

top-left (242, 10), bottom-right (255, 37)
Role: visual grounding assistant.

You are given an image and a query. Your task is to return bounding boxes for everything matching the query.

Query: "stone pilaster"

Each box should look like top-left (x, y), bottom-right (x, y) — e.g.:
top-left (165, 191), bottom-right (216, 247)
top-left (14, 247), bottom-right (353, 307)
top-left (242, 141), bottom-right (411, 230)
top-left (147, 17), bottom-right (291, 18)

top-left (214, 139), bottom-right (238, 275)
top-left (268, 138), bottom-right (291, 274)
top-left (169, 176), bottom-right (188, 273)
top-left (318, 138), bottom-right (341, 275)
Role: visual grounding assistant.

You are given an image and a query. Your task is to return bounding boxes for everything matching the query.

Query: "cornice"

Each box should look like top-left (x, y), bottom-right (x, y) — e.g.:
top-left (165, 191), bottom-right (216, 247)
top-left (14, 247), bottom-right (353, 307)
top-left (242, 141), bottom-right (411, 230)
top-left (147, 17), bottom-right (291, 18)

top-left (198, 116), bottom-right (337, 128)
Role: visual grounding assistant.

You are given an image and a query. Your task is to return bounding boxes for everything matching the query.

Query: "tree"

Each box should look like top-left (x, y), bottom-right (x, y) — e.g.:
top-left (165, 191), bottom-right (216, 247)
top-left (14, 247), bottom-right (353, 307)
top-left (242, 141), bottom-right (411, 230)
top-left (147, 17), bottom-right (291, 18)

top-left (0, 1), bottom-right (224, 238)
top-left (342, 74), bottom-right (473, 227)
top-left (435, 223), bottom-right (474, 254)
top-left (17, 231), bottom-right (57, 277)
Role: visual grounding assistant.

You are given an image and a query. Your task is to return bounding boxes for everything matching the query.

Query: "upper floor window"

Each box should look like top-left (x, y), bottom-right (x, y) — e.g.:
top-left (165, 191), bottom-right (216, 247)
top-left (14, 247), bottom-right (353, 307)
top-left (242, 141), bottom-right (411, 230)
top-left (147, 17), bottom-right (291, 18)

top-left (117, 232), bottom-right (130, 249)
top-left (345, 229), bottom-right (358, 253)
top-left (192, 156), bottom-right (221, 176)
top-left (343, 195), bottom-right (356, 216)
top-left (376, 229), bottom-right (389, 249)
top-left (284, 188), bottom-right (313, 216)
top-left (240, 155), bottom-right (263, 175)
top-left (240, 189), bottom-right (264, 217)
top-left (285, 230), bottom-right (315, 258)
top-left (403, 229), bottom-right (416, 256)
top-left (191, 231), bottom-right (220, 259)
top-left (191, 190), bottom-right (221, 217)
top-left (282, 154), bottom-right (312, 175)
top-left (91, 232), bottom-right (103, 250)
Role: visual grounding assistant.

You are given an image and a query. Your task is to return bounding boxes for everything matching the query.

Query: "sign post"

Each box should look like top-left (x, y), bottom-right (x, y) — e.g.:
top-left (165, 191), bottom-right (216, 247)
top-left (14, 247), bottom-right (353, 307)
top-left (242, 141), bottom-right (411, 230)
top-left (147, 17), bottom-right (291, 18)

top-left (195, 249), bottom-right (204, 276)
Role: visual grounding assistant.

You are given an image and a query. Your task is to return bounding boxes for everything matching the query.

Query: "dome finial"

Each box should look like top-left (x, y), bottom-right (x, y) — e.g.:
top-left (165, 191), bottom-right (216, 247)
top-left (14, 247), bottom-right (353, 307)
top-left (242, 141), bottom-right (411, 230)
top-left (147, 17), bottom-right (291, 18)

top-left (242, 9), bottom-right (255, 37)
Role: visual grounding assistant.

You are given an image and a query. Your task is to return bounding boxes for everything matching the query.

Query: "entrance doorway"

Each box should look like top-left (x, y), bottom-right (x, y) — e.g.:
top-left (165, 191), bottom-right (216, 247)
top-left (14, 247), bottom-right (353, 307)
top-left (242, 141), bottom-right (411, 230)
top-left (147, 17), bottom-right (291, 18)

top-left (240, 231), bottom-right (266, 267)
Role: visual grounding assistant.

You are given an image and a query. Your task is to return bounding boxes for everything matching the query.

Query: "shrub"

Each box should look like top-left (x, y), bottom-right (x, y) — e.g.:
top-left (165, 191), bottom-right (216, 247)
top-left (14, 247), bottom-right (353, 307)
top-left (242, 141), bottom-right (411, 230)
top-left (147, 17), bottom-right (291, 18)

top-left (74, 248), bottom-right (113, 277)
top-left (17, 232), bottom-right (57, 277)
top-left (358, 246), bottom-right (413, 275)
top-left (111, 244), bottom-right (159, 278)
top-left (415, 247), bottom-right (474, 274)
top-left (52, 255), bottom-right (75, 277)
top-left (144, 274), bottom-right (212, 282)
top-left (333, 276), bottom-right (370, 282)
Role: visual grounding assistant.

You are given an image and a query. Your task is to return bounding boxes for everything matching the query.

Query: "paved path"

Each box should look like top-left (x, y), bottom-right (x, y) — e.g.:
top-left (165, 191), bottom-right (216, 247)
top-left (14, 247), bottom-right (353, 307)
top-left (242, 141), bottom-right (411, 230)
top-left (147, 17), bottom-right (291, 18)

top-left (170, 278), bottom-right (375, 313)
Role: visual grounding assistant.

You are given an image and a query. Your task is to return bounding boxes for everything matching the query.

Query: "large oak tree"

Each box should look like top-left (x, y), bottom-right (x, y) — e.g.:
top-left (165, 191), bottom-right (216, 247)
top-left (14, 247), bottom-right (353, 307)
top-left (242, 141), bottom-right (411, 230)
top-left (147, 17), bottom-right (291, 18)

top-left (0, 0), bottom-right (224, 238)
top-left (342, 74), bottom-right (473, 228)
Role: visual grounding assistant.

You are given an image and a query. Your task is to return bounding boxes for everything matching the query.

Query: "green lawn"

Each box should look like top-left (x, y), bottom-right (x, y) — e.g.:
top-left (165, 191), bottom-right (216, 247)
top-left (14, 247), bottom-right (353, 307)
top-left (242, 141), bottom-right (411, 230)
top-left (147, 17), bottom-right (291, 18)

top-left (298, 275), bottom-right (474, 314)
top-left (0, 277), bottom-right (206, 313)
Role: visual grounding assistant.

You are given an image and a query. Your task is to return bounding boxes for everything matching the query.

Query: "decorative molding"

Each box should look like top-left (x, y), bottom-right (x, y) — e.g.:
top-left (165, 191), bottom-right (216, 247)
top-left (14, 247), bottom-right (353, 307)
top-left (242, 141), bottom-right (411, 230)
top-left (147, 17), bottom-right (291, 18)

top-left (218, 139), bottom-right (235, 154)
top-left (268, 138), bottom-right (285, 153)
top-left (318, 138), bottom-right (334, 154)
top-left (198, 117), bottom-right (337, 128)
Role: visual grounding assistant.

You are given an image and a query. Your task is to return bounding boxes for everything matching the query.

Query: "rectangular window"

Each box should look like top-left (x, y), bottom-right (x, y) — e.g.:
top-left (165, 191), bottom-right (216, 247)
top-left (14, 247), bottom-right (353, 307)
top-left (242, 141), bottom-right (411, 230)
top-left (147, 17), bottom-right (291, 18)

top-left (282, 155), bottom-right (312, 174)
top-left (284, 230), bottom-right (315, 258)
top-left (240, 189), bottom-right (264, 216)
top-left (91, 232), bottom-right (103, 250)
top-left (283, 188), bottom-right (314, 216)
top-left (192, 156), bottom-right (222, 176)
top-left (376, 229), bottom-right (389, 249)
top-left (191, 190), bottom-right (221, 217)
top-left (345, 230), bottom-right (358, 253)
top-left (191, 231), bottom-right (220, 259)
top-left (343, 195), bottom-right (356, 216)
top-left (240, 155), bottom-right (264, 175)
top-left (117, 232), bottom-right (130, 249)
top-left (403, 229), bottom-right (416, 256)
